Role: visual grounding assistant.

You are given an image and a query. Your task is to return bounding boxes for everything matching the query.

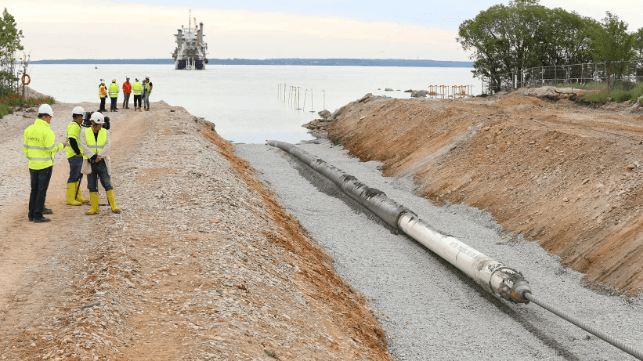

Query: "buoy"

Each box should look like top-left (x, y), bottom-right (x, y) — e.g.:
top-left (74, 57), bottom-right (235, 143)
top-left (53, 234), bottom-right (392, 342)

top-left (21, 73), bottom-right (31, 85)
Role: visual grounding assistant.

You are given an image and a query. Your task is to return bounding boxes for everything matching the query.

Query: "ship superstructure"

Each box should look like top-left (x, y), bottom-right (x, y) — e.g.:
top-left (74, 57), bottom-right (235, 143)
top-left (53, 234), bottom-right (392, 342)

top-left (172, 11), bottom-right (209, 70)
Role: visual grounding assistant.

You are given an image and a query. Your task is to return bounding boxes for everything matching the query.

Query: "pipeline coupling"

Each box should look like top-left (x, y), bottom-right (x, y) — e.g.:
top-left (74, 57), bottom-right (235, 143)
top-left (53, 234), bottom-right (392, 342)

top-left (496, 268), bottom-right (532, 304)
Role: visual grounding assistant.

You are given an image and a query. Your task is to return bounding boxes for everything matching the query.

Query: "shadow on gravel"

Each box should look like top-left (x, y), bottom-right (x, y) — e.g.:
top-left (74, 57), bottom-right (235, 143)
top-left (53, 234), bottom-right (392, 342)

top-left (281, 149), bottom-right (581, 361)
top-left (285, 152), bottom-right (398, 233)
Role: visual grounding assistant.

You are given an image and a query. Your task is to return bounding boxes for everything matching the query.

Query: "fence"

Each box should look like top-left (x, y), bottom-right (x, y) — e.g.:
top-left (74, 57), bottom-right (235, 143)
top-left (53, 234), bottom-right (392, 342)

top-left (485, 59), bottom-right (643, 94)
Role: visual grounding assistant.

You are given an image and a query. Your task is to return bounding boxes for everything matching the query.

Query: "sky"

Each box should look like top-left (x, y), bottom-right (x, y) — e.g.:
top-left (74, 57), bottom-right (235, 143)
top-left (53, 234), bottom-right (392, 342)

top-left (5, 0), bottom-right (643, 61)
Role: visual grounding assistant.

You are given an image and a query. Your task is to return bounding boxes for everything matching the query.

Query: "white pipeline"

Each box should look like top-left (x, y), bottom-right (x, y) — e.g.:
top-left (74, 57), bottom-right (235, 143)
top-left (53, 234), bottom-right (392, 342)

top-left (267, 140), bottom-right (530, 303)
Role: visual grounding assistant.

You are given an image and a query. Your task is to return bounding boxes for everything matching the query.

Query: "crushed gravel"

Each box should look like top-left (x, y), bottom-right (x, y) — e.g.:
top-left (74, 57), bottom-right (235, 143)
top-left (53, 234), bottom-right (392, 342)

top-left (236, 139), bottom-right (643, 361)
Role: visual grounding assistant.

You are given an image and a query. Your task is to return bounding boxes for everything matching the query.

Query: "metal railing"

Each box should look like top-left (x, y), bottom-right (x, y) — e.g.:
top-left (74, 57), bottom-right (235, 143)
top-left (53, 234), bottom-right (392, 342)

top-left (484, 59), bottom-right (643, 93)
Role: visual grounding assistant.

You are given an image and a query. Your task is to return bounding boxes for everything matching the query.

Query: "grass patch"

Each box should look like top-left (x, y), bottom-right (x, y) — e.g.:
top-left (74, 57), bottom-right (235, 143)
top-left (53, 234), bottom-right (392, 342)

top-left (581, 82), bottom-right (643, 103)
top-left (0, 92), bottom-right (56, 119)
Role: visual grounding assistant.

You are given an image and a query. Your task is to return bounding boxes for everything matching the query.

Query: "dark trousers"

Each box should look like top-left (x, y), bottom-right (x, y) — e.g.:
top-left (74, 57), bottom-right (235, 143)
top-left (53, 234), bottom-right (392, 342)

top-left (123, 93), bottom-right (130, 108)
top-left (100, 97), bottom-right (106, 112)
top-left (134, 95), bottom-right (141, 108)
top-left (110, 97), bottom-right (118, 111)
top-left (87, 160), bottom-right (113, 193)
top-left (29, 166), bottom-right (53, 220)
top-left (67, 156), bottom-right (83, 183)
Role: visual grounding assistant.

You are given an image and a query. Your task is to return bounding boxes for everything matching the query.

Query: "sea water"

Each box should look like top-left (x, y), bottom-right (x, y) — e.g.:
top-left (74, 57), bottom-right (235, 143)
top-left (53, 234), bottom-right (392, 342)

top-left (27, 64), bottom-right (476, 144)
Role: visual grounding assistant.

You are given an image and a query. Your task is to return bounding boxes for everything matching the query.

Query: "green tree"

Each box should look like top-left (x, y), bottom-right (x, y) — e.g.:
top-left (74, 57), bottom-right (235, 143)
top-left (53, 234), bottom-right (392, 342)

top-left (589, 12), bottom-right (634, 63)
top-left (0, 8), bottom-right (24, 96)
top-left (587, 12), bottom-right (635, 85)
top-left (633, 27), bottom-right (643, 59)
top-left (458, 0), bottom-right (594, 93)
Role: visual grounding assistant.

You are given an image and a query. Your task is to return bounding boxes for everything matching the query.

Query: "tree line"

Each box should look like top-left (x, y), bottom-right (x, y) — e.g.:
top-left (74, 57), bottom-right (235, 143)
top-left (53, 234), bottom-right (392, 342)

top-left (458, 0), bottom-right (643, 92)
top-left (0, 8), bottom-right (25, 96)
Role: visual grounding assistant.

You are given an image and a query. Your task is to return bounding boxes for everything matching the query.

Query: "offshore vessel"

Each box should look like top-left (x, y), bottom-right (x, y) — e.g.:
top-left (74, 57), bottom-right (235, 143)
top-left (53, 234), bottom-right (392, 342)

top-left (172, 11), bottom-right (209, 70)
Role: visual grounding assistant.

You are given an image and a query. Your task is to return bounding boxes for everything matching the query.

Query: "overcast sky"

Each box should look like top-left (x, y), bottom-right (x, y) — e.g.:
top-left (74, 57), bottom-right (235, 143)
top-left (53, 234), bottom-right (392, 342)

top-left (6, 0), bottom-right (643, 61)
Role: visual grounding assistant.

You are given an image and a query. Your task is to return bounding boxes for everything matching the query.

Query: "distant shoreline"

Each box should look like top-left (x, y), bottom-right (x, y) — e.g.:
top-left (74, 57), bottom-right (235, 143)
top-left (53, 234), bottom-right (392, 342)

top-left (31, 58), bottom-right (473, 68)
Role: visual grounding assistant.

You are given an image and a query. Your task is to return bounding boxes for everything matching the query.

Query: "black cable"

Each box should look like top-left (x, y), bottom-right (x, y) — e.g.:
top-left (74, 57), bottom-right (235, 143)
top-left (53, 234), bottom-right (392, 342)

top-left (525, 292), bottom-right (643, 360)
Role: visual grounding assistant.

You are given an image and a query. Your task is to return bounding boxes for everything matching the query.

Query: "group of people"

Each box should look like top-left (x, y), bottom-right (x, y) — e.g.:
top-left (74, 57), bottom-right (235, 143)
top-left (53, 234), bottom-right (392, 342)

top-left (98, 76), bottom-right (153, 113)
top-left (23, 104), bottom-right (120, 222)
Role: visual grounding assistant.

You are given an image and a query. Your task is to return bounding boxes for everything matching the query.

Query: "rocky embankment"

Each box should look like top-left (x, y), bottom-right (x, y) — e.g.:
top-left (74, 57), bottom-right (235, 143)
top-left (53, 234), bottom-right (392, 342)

top-left (0, 99), bottom-right (391, 360)
top-left (305, 91), bottom-right (643, 295)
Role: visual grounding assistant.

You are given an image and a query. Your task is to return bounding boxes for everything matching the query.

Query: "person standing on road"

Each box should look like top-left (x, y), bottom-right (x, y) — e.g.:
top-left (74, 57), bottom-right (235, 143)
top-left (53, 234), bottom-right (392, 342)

top-left (109, 79), bottom-right (119, 112)
top-left (80, 112), bottom-right (121, 215)
top-left (23, 104), bottom-right (67, 223)
top-left (98, 79), bottom-right (107, 112)
top-left (122, 76), bottom-right (132, 110)
top-left (143, 76), bottom-right (153, 111)
top-left (132, 78), bottom-right (142, 111)
top-left (65, 106), bottom-right (90, 206)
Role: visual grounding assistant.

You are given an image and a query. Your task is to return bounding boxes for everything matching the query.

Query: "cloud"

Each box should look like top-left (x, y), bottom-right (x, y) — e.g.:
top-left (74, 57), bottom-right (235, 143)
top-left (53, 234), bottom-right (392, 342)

top-left (6, 0), bottom-right (468, 61)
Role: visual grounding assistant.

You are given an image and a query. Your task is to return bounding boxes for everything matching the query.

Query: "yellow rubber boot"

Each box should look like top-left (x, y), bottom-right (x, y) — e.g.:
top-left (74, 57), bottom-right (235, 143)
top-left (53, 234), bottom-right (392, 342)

top-left (75, 181), bottom-right (90, 203)
top-left (85, 192), bottom-right (100, 215)
top-left (66, 183), bottom-right (82, 206)
top-left (106, 189), bottom-right (121, 214)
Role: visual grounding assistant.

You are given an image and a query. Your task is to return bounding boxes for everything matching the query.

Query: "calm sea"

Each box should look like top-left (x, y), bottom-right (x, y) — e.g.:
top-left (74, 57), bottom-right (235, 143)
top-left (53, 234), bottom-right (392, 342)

top-left (27, 64), bottom-right (476, 144)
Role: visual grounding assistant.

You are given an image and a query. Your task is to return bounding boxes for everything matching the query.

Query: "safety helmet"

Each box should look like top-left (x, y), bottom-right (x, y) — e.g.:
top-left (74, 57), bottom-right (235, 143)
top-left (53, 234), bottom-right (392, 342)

top-left (90, 112), bottom-right (105, 124)
top-left (100, 79), bottom-right (105, 83)
top-left (72, 106), bottom-right (84, 116)
top-left (38, 104), bottom-right (54, 117)
top-left (112, 79), bottom-right (116, 82)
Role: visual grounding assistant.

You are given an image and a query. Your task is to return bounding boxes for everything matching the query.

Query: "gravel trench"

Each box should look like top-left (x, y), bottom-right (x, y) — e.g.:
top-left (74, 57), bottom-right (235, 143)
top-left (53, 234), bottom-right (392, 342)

top-left (236, 139), bottom-right (643, 361)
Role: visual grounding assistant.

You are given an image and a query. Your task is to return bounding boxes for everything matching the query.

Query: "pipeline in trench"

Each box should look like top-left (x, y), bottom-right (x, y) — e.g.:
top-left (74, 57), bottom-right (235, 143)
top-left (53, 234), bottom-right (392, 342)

top-left (267, 140), bottom-right (643, 360)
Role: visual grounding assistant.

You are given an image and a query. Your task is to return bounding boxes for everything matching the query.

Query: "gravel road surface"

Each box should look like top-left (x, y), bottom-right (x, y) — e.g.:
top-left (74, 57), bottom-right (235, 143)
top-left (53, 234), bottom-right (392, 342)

top-left (236, 139), bottom-right (643, 361)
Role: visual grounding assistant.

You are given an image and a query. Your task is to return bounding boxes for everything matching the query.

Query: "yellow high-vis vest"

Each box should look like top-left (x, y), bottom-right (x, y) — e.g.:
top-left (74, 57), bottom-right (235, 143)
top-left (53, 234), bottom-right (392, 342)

top-left (109, 83), bottom-right (119, 98)
top-left (23, 119), bottom-right (64, 170)
top-left (132, 81), bottom-right (142, 95)
top-left (99, 85), bottom-right (107, 98)
top-left (66, 121), bottom-right (84, 159)
top-left (85, 127), bottom-right (107, 155)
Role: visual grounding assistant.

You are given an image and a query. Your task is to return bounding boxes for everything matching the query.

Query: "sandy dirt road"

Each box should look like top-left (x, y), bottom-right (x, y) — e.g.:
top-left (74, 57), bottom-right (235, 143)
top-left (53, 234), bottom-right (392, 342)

top-left (0, 101), bottom-right (391, 360)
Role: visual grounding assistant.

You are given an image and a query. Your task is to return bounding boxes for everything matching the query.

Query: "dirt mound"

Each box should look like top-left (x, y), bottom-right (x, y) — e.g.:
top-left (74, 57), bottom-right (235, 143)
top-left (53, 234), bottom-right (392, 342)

top-left (327, 93), bottom-right (643, 295)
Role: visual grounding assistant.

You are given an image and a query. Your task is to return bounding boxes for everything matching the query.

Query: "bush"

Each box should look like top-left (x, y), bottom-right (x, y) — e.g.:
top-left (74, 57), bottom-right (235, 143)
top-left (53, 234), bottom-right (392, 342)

top-left (0, 92), bottom-right (55, 119)
top-left (580, 84), bottom-right (643, 103)
top-left (631, 83), bottom-right (643, 102)
top-left (0, 103), bottom-right (12, 118)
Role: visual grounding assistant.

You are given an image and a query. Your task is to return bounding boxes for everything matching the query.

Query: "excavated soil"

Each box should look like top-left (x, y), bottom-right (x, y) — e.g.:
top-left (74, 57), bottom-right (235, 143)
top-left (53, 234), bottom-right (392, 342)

top-left (325, 91), bottom-right (643, 295)
top-left (0, 100), bottom-right (391, 360)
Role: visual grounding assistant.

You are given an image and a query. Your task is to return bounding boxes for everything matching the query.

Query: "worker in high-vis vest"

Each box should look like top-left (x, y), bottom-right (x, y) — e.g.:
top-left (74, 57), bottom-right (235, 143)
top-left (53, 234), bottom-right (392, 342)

top-left (80, 112), bottom-right (121, 215)
top-left (143, 76), bottom-right (153, 111)
top-left (66, 106), bottom-right (90, 206)
top-left (23, 104), bottom-right (68, 223)
top-left (132, 78), bottom-right (143, 112)
top-left (98, 79), bottom-right (107, 112)
top-left (108, 79), bottom-right (119, 112)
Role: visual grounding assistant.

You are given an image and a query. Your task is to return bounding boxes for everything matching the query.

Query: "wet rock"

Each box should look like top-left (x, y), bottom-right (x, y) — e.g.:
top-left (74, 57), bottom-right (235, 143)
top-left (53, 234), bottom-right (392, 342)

top-left (411, 90), bottom-right (429, 98)
top-left (318, 110), bottom-right (331, 119)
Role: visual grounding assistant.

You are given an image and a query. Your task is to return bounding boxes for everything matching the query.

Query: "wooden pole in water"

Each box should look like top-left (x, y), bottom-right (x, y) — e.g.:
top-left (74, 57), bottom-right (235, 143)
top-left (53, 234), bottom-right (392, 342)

top-left (310, 89), bottom-right (315, 113)
top-left (303, 89), bottom-right (307, 111)
top-left (283, 83), bottom-right (286, 102)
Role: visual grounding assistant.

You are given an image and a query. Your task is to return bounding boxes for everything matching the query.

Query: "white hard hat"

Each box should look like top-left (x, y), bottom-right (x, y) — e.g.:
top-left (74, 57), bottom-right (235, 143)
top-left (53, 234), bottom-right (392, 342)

top-left (90, 112), bottom-right (105, 124)
top-left (38, 104), bottom-right (54, 117)
top-left (72, 106), bottom-right (84, 116)
top-left (100, 79), bottom-right (104, 83)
